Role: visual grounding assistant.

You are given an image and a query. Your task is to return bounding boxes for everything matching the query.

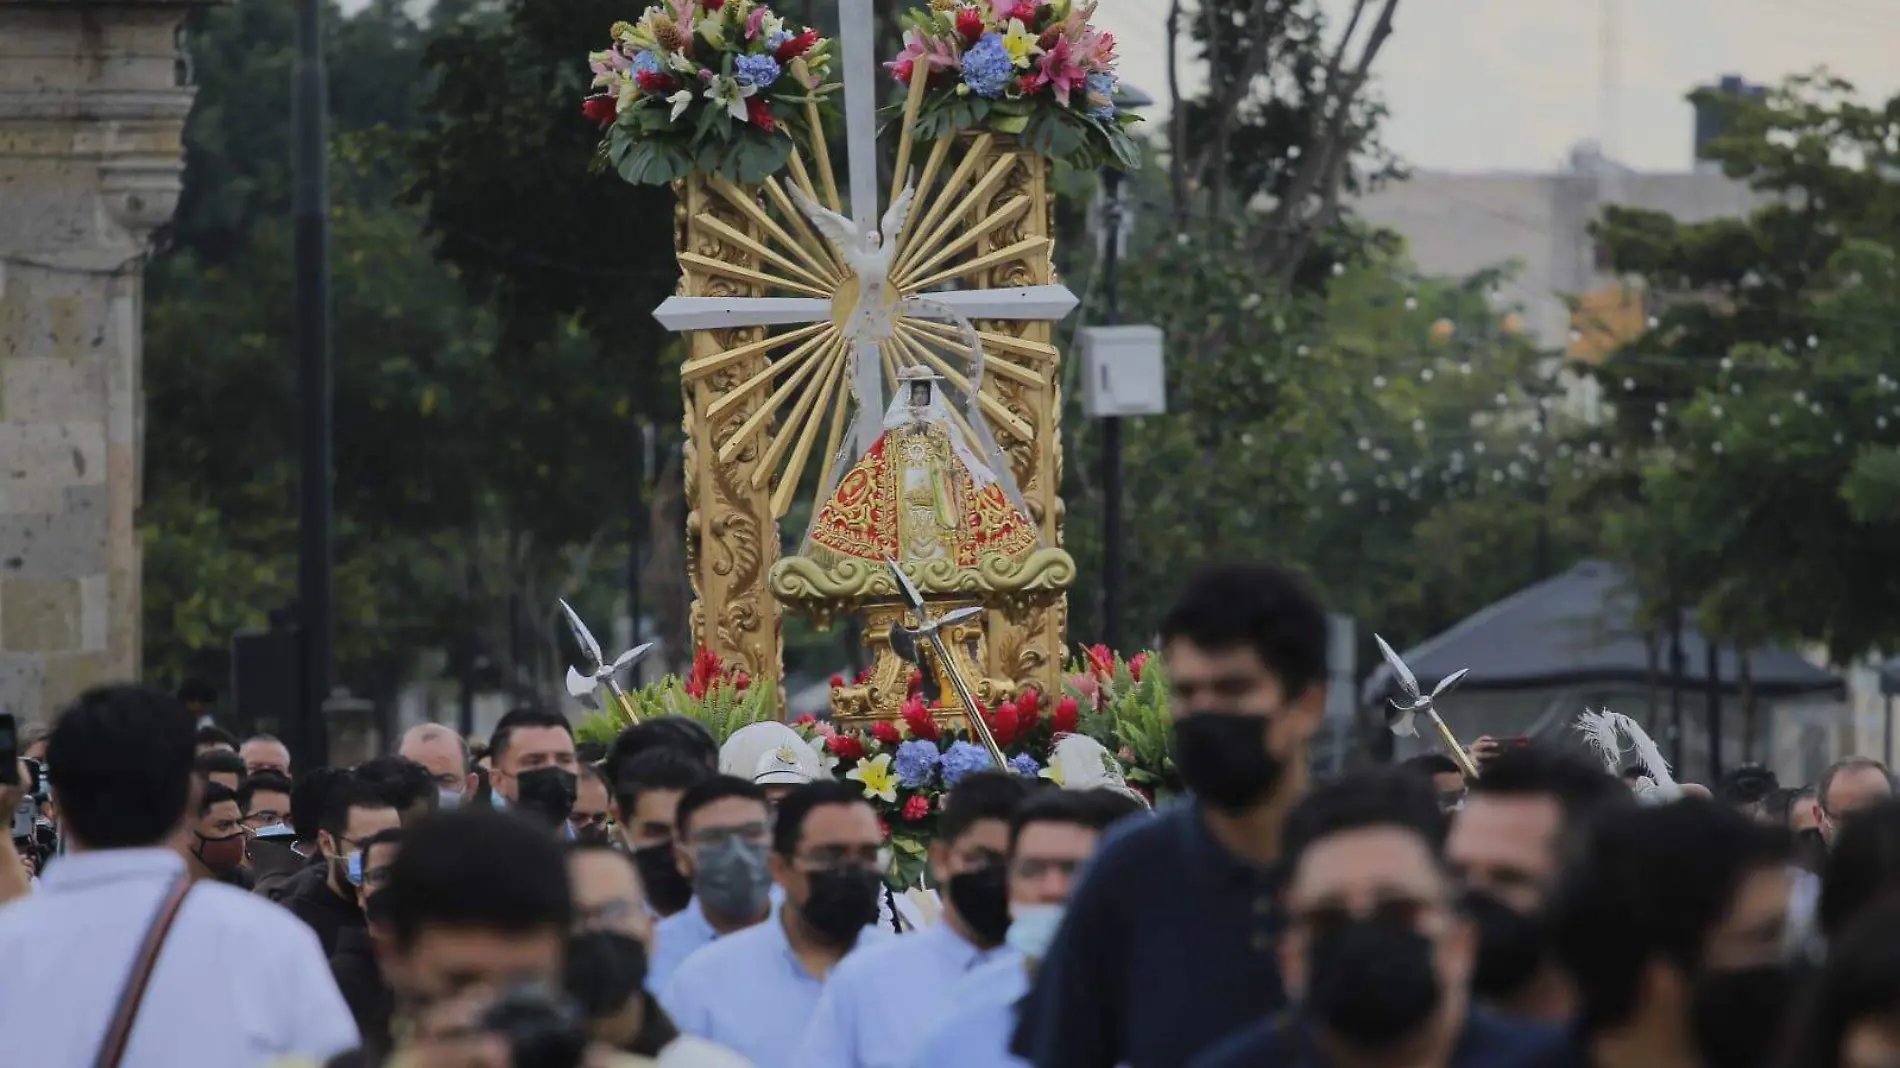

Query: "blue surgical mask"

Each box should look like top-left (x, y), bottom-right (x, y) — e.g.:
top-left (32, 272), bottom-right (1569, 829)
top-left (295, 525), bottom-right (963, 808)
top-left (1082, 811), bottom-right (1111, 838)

top-left (345, 851), bottom-right (365, 887)
top-left (438, 788), bottom-right (463, 811)
top-left (1005, 904), bottom-right (1065, 961)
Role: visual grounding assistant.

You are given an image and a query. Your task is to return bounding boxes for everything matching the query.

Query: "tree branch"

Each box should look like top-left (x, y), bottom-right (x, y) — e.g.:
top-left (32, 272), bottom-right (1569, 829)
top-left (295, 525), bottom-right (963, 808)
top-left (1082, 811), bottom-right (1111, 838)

top-left (1186, 0), bottom-right (1292, 207)
top-left (1167, 0), bottom-right (1188, 220)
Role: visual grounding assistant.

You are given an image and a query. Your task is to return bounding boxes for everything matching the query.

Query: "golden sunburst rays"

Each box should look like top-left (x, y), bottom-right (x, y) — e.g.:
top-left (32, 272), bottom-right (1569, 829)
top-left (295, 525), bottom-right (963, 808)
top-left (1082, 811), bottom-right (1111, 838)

top-left (672, 64), bottom-right (1060, 524)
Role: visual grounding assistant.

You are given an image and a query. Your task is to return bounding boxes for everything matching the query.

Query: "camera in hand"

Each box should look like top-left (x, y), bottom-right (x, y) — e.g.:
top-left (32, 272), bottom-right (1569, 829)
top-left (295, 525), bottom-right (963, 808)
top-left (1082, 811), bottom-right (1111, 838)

top-left (477, 984), bottom-right (590, 1068)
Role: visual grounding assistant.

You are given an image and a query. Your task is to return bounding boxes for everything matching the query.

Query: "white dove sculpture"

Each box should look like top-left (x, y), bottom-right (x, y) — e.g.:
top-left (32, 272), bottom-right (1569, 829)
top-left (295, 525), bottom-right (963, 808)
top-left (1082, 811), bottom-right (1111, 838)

top-left (788, 181), bottom-right (917, 345)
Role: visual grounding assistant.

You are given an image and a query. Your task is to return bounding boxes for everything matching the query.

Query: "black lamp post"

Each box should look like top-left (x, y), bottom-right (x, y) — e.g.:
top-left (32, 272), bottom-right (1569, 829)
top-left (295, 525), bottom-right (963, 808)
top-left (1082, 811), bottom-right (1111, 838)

top-left (293, 0), bottom-right (333, 770)
top-left (1099, 81), bottom-right (1151, 652)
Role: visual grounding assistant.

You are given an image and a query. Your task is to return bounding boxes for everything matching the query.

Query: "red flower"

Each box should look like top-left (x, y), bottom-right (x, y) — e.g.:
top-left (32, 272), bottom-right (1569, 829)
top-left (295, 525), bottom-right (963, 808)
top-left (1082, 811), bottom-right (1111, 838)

top-left (901, 697), bottom-right (941, 741)
top-left (734, 670), bottom-right (752, 691)
top-left (1128, 652), bottom-right (1149, 682)
top-left (775, 28), bottom-right (818, 62)
top-left (1016, 687), bottom-right (1042, 729)
top-left (702, 0), bottom-right (724, 10)
top-left (901, 795), bottom-right (931, 822)
top-left (992, 701), bottom-right (1020, 746)
top-left (877, 817), bottom-right (891, 841)
top-left (1085, 644), bottom-right (1116, 678)
top-left (635, 70), bottom-right (679, 94)
top-left (686, 647), bottom-right (723, 699)
top-left (745, 96), bottom-right (776, 131)
top-left (793, 714), bottom-right (818, 726)
top-left (1036, 26), bottom-right (1061, 50)
top-left (828, 734), bottom-right (866, 761)
top-left (580, 95), bottom-right (617, 128)
top-left (1052, 695), bottom-right (1080, 735)
top-left (855, 666), bottom-right (874, 686)
top-left (829, 674), bottom-right (845, 689)
top-left (871, 721), bottom-right (902, 746)
top-left (955, 7), bottom-right (985, 44)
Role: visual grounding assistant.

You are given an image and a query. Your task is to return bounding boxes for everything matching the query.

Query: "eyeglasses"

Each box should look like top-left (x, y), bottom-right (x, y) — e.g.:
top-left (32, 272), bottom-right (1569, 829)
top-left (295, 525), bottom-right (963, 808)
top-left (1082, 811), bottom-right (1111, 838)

top-left (568, 812), bottom-right (610, 830)
top-left (1290, 896), bottom-right (1442, 942)
top-left (688, 822), bottom-right (771, 849)
top-left (243, 811), bottom-right (286, 828)
top-left (796, 843), bottom-right (889, 873)
top-left (1009, 856), bottom-right (1085, 881)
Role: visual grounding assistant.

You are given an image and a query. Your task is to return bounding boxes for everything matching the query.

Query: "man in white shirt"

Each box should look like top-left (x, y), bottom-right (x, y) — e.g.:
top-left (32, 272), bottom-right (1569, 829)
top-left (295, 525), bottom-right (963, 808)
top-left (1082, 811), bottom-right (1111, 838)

top-left (792, 771), bottom-right (1028, 1068)
top-left (0, 684), bottom-right (359, 1066)
top-left (665, 780), bottom-right (890, 1068)
top-left (649, 775), bottom-right (778, 995)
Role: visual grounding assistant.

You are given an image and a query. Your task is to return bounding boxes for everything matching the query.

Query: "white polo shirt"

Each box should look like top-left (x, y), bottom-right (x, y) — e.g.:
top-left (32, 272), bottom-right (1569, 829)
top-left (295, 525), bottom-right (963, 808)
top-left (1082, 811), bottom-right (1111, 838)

top-left (0, 847), bottom-right (360, 1066)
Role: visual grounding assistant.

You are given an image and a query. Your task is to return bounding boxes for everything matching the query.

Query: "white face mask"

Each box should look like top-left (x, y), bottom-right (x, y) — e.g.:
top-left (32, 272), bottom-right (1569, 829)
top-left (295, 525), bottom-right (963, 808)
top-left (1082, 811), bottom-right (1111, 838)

top-left (1005, 904), bottom-right (1066, 961)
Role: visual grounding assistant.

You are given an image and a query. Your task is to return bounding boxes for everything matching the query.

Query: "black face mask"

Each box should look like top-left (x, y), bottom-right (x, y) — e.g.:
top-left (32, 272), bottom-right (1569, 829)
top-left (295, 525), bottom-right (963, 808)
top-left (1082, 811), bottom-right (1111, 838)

top-left (631, 842), bottom-right (695, 917)
top-left (947, 864), bottom-right (1011, 947)
top-left (1305, 918), bottom-right (1441, 1048)
top-left (1464, 890), bottom-right (1548, 1000)
top-left (800, 868), bottom-right (883, 945)
top-left (1172, 713), bottom-right (1282, 812)
top-left (515, 767), bottom-right (578, 828)
top-left (1690, 963), bottom-right (1796, 1068)
top-left (564, 930), bottom-right (649, 1020)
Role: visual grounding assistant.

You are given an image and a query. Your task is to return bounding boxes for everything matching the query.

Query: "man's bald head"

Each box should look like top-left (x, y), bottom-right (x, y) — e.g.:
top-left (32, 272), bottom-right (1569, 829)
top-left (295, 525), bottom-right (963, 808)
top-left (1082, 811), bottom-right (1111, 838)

top-left (399, 724), bottom-right (475, 806)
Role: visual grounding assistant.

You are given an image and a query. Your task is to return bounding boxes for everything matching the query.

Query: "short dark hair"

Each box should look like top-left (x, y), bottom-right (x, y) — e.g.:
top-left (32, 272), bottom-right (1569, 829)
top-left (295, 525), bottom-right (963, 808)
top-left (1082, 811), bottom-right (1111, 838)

top-left (1009, 790), bottom-right (1109, 852)
top-left (194, 749), bottom-right (247, 782)
top-left (1717, 763), bottom-right (1781, 808)
top-left (773, 779), bottom-right (873, 857)
top-left (354, 756), bottom-right (437, 814)
top-left (1820, 758), bottom-right (1892, 815)
top-left (46, 686), bottom-right (196, 849)
top-left (199, 779), bottom-right (240, 817)
top-left (1400, 753), bottom-right (1462, 778)
top-left (578, 762), bottom-right (607, 787)
top-left (489, 708), bottom-right (573, 765)
top-left (576, 742), bottom-right (608, 765)
top-left (1550, 799), bottom-right (1789, 1034)
top-left (177, 678), bottom-right (219, 705)
top-left (361, 826), bottom-right (404, 859)
top-left (676, 775), bottom-right (769, 837)
top-left (1283, 768), bottom-right (1447, 881)
top-left (1158, 563), bottom-right (1329, 699)
top-left (319, 777), bottom-right (397, 841)
top-left (237, 771), bottom-right (294, 813)
top-left (194, 724), bottom-right (239, 750)
top-left (290, 766), bottom-right (351, 843)
top-left (384, 809), bottom-right (572, 949)
top-left (941, 771), bottom-right (1029, 844)
top-left (614, 749), bottom-right (713, 818)
top-left (607, 716), bottom-right (720, 783)
top-left (1468, 743), bottom-right (1630, 834)
top-left (1818, 798), bottom-right (1900, 943)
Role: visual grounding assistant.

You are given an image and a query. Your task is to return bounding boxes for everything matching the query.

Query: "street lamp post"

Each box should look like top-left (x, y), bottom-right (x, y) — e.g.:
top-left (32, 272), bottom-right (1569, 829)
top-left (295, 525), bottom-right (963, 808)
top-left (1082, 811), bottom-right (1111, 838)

top-left (1098, 82), bottom-right (1151, 651)
top-left (293, 0), bottom-right (333, 770)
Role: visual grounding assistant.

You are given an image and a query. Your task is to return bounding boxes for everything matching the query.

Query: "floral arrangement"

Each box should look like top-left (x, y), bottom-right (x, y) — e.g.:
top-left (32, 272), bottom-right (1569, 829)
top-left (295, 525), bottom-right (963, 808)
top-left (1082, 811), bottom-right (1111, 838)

top-left (574, 648), bottom-right (776, 749)
top-left (884, 0), bottom-right (1140, 171)
top-left (573, 644), bottom-right (1169, 890)
top-left (583, 0), bottom-right (836, 186)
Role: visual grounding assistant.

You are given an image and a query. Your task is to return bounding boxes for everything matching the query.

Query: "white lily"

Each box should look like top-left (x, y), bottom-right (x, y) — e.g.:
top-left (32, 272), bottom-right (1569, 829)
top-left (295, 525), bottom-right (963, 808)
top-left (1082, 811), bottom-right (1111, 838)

top-left (666, 89), bottom-right (694, 122)
top-left (704, 75), bottom-right (756, 123)
top-left (667, 51), bottom-right (697, 74)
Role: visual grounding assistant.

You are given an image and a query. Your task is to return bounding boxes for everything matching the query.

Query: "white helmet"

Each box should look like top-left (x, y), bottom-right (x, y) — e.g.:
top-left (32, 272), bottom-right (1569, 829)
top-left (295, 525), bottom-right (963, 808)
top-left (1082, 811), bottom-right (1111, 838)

top-left (721, 721), bottom-right (822, 786)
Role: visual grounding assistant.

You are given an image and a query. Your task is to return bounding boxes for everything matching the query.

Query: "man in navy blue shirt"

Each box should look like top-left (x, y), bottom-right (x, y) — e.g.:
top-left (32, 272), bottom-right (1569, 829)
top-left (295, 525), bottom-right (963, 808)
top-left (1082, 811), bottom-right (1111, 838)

top-left (1188, 768), bottom-right (1568, 1068)
top-left (1012, 563), bottom-right (1332, 1068)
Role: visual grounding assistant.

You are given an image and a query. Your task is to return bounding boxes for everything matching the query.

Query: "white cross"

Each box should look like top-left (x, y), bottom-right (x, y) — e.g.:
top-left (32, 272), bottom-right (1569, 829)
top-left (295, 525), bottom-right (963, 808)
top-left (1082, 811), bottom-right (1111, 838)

top-left (653, 0), bottom-right (1077, 463)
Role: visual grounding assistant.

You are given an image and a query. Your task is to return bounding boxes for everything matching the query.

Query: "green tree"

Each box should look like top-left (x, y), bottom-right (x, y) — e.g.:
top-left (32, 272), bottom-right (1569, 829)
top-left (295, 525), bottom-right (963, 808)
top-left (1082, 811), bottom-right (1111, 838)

top-left (1587, 73), bottom-right (1900, 661)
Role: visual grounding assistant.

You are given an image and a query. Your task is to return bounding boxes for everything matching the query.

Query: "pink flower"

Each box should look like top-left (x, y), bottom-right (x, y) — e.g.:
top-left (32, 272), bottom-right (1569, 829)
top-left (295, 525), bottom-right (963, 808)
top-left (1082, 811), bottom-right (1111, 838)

top-left (745, 5), bottom-right (768, 38)
top-left (1129, 652), bottom-right (1149, 682)
top-left (902, 795), bottom-right (931, 822)
top-left (1034, 34), bottom-right (1086, 105)
top-left (1075, 26), bottom-right (1117, 69)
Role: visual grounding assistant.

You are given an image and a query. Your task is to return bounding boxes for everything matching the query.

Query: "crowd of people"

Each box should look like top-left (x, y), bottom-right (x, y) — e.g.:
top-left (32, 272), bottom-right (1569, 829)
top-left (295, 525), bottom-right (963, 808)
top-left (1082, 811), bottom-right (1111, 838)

top-left (2, 563), bottom-right (1898, 1068)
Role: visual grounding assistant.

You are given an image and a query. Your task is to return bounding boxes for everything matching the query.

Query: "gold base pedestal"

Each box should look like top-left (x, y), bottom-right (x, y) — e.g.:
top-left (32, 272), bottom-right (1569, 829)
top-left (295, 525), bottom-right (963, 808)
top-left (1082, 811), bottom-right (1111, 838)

top-left (827, 599), bottom-right (1022, 722)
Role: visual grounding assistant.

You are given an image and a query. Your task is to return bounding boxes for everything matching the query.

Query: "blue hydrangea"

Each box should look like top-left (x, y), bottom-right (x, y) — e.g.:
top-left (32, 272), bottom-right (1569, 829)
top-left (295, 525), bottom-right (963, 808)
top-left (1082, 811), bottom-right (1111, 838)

top-left (631, 50), bottom-right (664, 78)
top-left (1007, 753), bottom-right (1041, 778)
top-left (893, 740), bottom-right (942, 789)
top-left (764, 29), bottom-right (794, 51)
top-left (734, 54), bottom-right (783, 89)
top-left (941, 741), bottom-right (995, 786)
top-left (1086, 72), bottom-right (1117, 120)
top-left (961, 33), bottom-right (1014, 100)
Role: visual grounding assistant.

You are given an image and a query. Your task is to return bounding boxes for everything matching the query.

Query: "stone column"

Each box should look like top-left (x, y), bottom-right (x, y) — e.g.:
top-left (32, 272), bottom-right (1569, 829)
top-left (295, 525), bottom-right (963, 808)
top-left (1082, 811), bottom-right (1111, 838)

top-left (0, 0), bottom-right (199, 723)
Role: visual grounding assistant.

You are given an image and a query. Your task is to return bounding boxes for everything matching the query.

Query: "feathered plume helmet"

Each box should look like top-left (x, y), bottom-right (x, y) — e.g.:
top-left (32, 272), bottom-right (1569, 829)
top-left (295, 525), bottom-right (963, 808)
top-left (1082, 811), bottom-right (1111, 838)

top-left (1574, 708), bottom-right (1681, 805)
top-left (1045, 734), bottom-right (1152, 810)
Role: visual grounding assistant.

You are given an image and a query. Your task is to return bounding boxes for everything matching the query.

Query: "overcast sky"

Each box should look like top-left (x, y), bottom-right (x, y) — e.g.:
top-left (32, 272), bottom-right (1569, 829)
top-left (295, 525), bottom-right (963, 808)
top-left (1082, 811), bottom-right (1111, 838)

top-left (1091, 0), bottom-right (1900, 173)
